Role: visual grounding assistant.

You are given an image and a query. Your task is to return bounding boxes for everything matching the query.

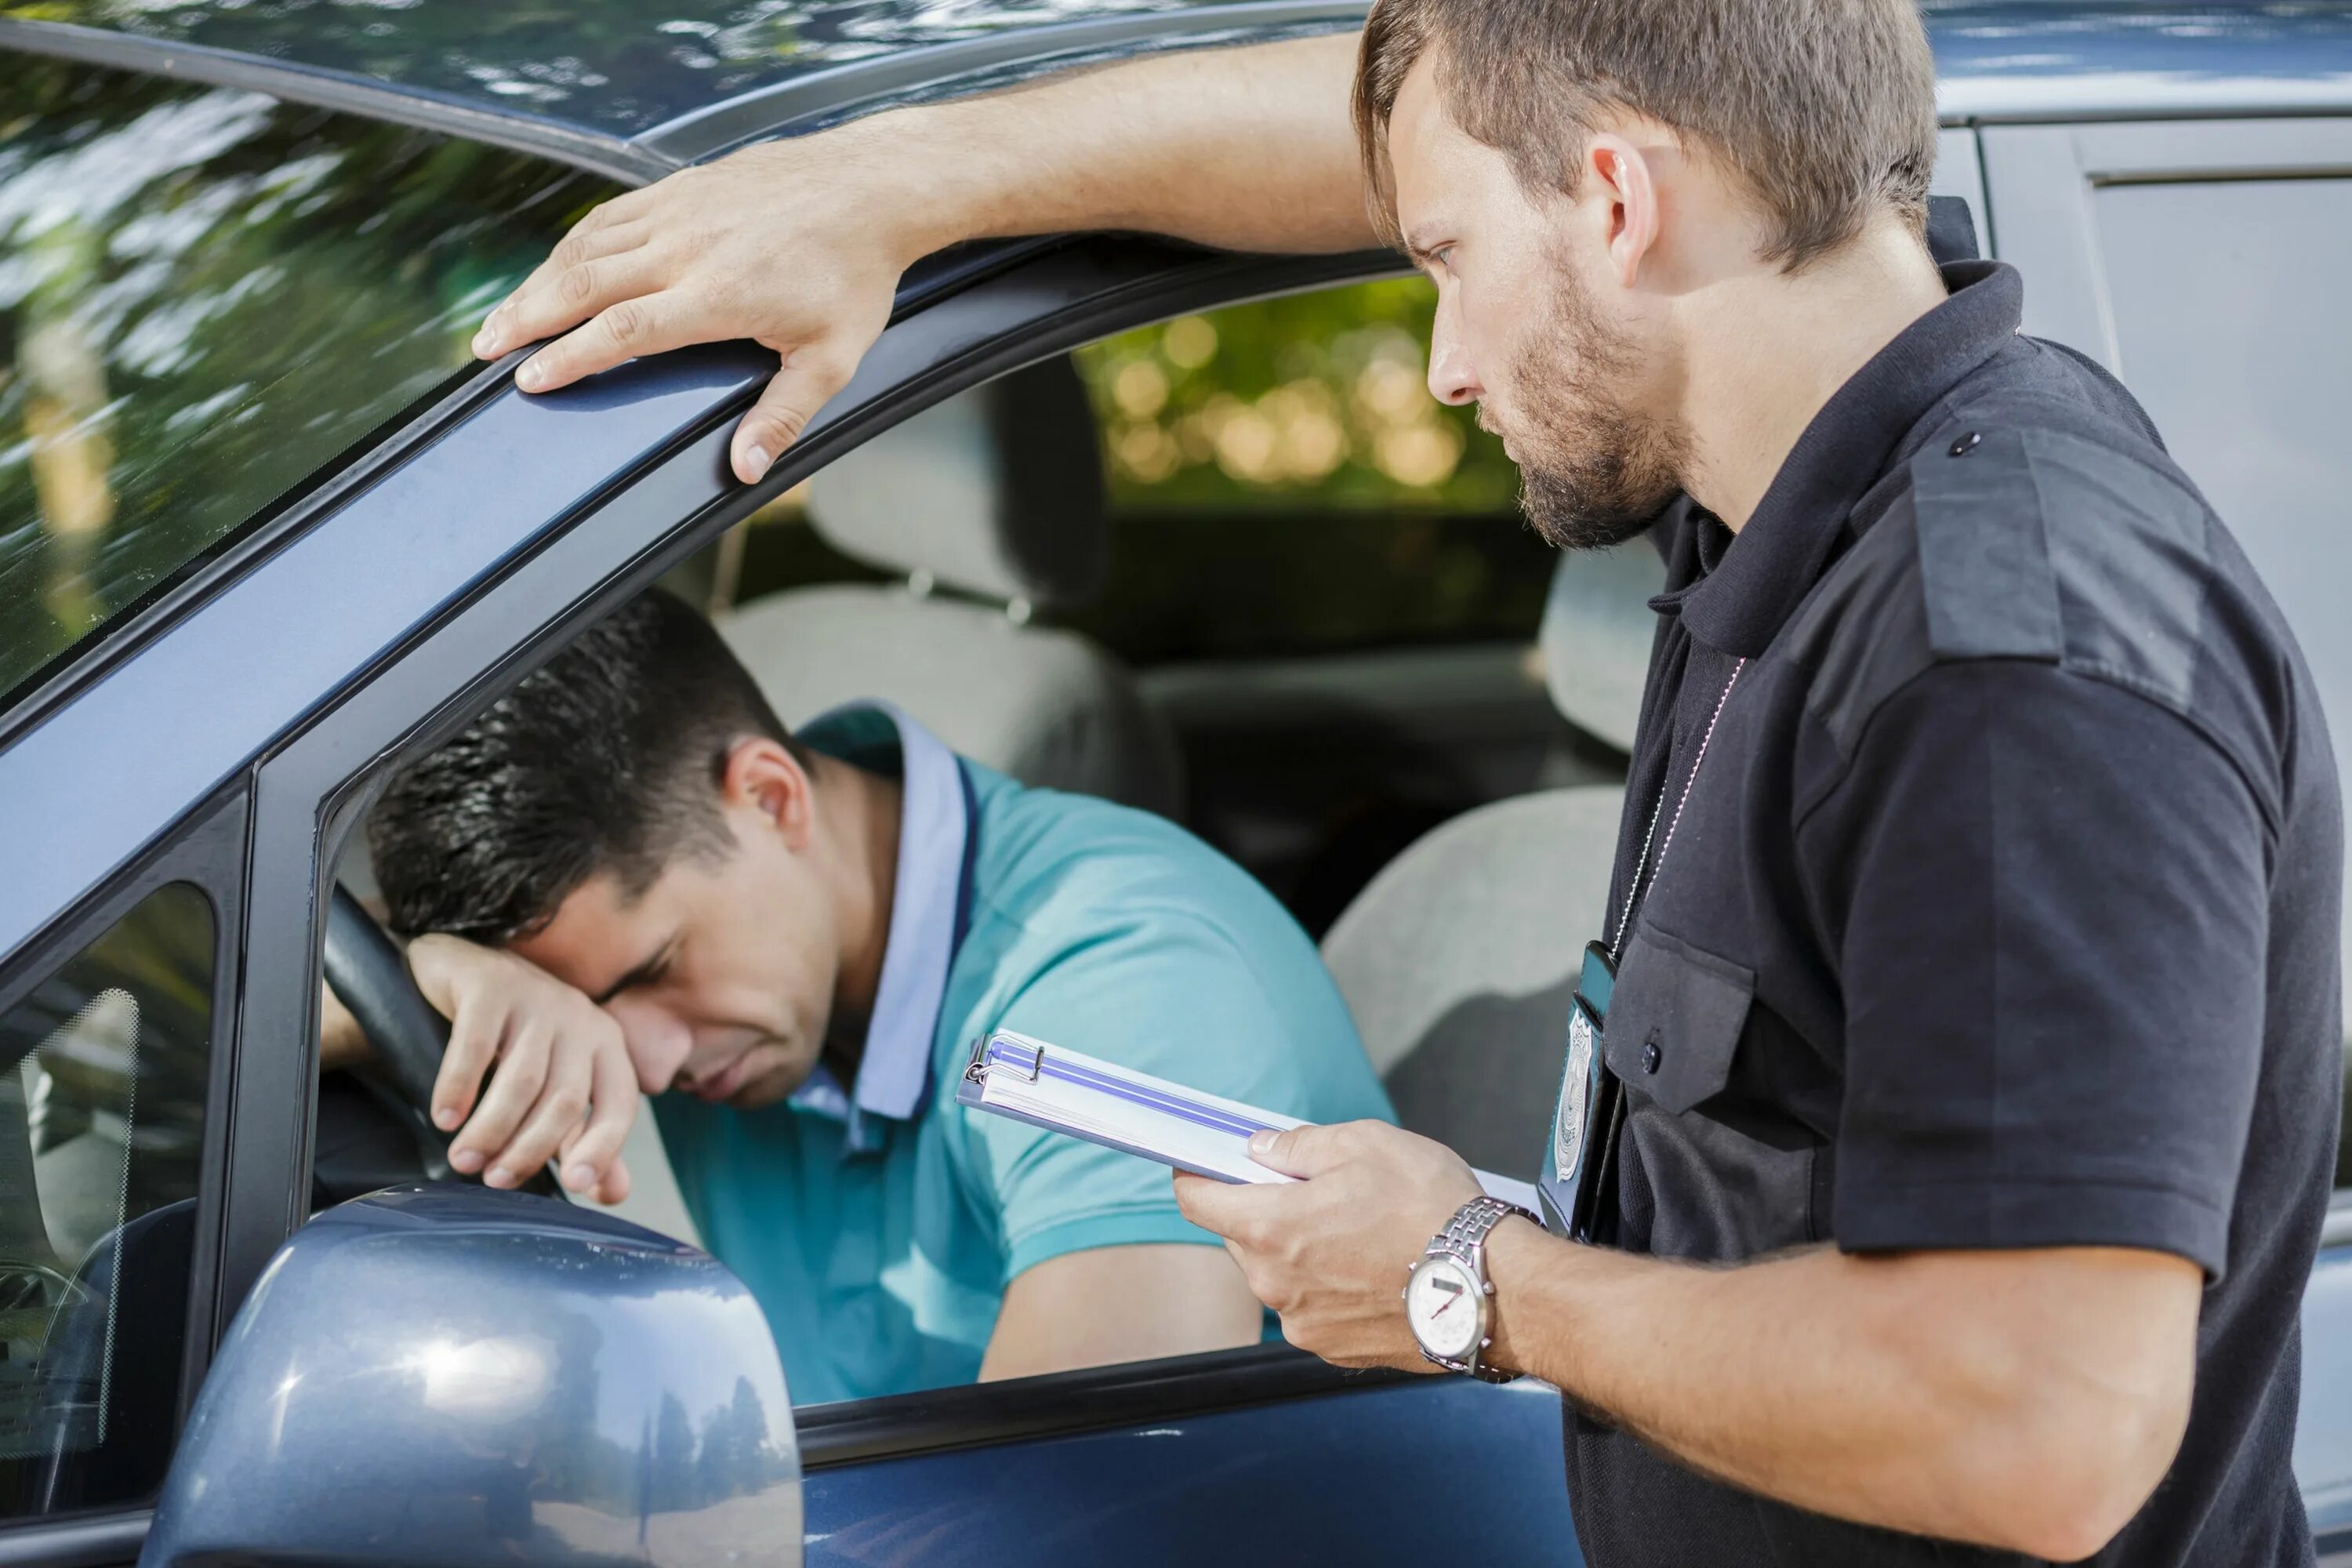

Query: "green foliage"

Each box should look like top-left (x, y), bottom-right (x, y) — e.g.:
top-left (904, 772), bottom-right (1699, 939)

top-left (0, 57), bottom-right (620, 707)
top-left (1073, 278), bottom-right (1520, 514)
top-left (1057, 279), bottom-right (1555, 665)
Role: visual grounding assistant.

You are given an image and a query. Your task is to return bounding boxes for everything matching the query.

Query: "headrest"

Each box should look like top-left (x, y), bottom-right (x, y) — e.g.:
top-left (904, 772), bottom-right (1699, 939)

top-left (805, 356), bottom-right (1109, 610)
top-left (1539, 538), bottom-right (1666, 754)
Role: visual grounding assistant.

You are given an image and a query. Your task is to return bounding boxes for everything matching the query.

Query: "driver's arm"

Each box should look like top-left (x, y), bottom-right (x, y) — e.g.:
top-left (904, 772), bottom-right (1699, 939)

top-left (978, 1243), bottom-right (1264, 1381)
top-left (320, 981), bottom-right (371, 1071)
top-left (315, 936), bottom-right (637, 1203)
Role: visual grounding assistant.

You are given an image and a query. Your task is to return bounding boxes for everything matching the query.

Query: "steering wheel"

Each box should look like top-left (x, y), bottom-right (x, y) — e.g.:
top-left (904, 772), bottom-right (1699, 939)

top-left (0, 1259), bottom-right (88, 1316)
top-left (321, 887), bottom-right (559, 1198)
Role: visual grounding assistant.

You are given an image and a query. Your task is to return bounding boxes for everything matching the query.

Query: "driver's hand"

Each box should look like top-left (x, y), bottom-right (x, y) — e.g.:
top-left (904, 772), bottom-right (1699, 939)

top-left (470, 121), bottom-right (927, 485)
top-left (407, 935), bottom-right (636, 1204)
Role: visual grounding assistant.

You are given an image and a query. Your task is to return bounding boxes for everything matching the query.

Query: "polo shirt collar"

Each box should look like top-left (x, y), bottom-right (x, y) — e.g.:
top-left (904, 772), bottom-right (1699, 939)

top-left (789, 702), bottom-right (973, 1150)
top-left (1673, 260), bottom-right (2023, 657)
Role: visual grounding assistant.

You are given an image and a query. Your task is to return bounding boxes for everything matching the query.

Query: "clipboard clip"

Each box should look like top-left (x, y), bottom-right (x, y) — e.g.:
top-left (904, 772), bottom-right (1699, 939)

top-left (964, 1033), bottom-right (1044, 1086)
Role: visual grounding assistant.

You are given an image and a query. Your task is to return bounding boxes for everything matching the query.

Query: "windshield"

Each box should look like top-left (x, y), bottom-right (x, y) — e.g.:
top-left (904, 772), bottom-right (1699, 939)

top-left (0, 56), bottom-right (619, 715)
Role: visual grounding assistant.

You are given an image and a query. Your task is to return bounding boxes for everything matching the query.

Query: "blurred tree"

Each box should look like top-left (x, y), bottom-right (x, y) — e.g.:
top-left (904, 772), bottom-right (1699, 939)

top-left (0, 58), bottom-right (619, 706)
top-left (1063, 281), bottom-right (1556, 666)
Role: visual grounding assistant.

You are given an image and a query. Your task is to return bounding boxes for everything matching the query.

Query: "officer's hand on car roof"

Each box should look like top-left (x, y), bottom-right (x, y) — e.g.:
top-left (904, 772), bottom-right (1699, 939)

top-left (470, 129), bottom-right (919, 488)
top-left (406, 935), bottom-right (637, 1205)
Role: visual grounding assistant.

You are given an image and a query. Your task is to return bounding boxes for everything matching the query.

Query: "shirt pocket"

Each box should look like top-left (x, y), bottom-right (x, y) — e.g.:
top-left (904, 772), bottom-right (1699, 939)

top-left (1602, 922), bottom-right (1756, 1115)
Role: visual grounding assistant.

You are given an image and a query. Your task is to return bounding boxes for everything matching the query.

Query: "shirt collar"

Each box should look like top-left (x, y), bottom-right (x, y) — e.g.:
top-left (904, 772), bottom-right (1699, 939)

top-left (1674, 260), bottom-right (2024, 657)
top-left (787, 702), bottom-right (973, 1148)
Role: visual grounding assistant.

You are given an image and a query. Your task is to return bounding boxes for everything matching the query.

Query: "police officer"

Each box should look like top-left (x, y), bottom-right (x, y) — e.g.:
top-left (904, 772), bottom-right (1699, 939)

top-left (476, 2), bottom-right (2341, 1562)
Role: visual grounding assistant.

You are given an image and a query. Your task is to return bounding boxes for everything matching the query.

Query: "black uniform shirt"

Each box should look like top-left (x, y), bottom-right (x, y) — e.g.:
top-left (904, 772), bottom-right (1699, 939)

top-left (1564, 260), bottom-right (2344, 1568)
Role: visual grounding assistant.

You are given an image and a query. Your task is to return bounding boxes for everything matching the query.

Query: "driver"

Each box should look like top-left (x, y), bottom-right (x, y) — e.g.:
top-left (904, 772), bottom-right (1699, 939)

top-left (331, 589), bottom-right (1392, 1401)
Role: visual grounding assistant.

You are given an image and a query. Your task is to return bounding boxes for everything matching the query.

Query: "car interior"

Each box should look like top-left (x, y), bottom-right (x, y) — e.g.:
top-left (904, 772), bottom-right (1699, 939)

top-left (306, 276), bottom-right (1661, 1377)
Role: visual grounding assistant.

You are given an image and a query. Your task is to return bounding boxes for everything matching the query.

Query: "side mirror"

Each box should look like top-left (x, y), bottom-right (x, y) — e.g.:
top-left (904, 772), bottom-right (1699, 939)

top-left (139, 1188), bottom-right (800, 1568)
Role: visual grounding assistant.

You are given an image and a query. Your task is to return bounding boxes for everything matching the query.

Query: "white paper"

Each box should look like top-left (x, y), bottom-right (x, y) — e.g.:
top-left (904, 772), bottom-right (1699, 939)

top-left (958, 1029), bottom-right (1541, 1207)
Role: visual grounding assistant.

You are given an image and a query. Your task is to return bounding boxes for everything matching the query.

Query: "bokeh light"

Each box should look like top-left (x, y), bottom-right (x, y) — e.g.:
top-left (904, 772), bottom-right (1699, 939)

top-left (1073, 278), bottom-right (1517, 514)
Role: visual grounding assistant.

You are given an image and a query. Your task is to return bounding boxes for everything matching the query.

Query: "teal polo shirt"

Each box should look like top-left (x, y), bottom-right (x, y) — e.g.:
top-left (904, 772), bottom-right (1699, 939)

top-left (653, 704), bottom-right (1393, 1406)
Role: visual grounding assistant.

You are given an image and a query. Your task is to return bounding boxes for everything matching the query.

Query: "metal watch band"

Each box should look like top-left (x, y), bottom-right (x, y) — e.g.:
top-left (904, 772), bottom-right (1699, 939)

top-left (1417, 1196), bottom-right (1540, 1383)
top-left (1436, 1196), bottom-right (1536, 1261)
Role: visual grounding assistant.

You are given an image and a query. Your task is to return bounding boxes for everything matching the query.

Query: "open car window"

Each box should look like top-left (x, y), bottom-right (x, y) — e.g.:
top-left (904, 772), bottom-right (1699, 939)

top-left (553, 277), bottom-right (1581, 1411)
top-left (0, 55), bottom-right (618, 716)
top-left (709, 278), bottom-right (1555, 666)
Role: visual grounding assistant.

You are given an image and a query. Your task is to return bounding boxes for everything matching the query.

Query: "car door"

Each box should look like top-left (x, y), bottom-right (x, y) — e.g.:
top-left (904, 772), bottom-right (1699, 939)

top-left (1977, 113), bottom-right (2352, 1557)
top-left (212, 227), bottom-right (1584, 1565)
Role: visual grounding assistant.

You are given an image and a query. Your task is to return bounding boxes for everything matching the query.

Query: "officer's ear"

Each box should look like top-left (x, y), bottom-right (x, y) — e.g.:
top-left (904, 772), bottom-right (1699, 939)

top-left (1583, 129), bottom-right (1662, 292)
top-left (717, 736), bottom-right (817, 851)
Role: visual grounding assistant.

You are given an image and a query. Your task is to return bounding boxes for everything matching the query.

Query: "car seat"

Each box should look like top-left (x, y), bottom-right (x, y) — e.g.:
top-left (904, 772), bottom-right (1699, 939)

top-left (717, 357), bottom-right (1184, 818)
top-left (1320, 539), bottom-right (1663, 1178)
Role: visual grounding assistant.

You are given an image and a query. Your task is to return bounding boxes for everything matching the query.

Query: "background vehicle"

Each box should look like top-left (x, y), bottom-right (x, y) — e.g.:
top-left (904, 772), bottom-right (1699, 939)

top-left (2, 2), bottom-right (2350, 1564)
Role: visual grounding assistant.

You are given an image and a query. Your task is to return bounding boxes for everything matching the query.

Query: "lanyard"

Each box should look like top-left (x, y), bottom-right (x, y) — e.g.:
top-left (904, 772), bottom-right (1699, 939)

top-left (1609, 656), bottom-right (1748, 960)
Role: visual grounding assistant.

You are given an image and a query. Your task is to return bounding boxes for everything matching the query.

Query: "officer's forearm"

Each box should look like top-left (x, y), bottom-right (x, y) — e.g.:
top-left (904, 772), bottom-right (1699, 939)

top-left (888, 32), bottom-right (1379, 259)
top-left (1481, 1221), bottom-right (2199, 1562)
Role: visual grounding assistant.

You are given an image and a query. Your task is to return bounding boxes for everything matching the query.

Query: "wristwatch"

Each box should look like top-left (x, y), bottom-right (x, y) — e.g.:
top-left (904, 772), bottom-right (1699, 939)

top-left (1403, 1195), bottom-right (1540, 1382)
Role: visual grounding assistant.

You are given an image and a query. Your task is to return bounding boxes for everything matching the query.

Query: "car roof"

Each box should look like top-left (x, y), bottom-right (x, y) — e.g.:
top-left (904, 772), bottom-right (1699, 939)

top-left (3, 1), bottom-right (2351, 186)
top-left (0, 1), bottom-right (1366, 181)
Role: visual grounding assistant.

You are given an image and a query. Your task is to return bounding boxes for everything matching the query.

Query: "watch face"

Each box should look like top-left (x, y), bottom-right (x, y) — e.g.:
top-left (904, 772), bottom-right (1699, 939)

top-left (1406, 1256), bottom-right (1483, 1363)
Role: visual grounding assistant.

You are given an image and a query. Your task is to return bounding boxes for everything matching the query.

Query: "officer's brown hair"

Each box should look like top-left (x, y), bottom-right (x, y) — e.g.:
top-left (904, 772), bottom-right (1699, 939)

top-left (1353, 0), bottom-right (1939, 270)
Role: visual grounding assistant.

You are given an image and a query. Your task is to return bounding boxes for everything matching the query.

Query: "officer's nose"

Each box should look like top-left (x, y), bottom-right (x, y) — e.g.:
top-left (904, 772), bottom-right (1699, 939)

top-left (1427, 331), bottom-right (1482, 407)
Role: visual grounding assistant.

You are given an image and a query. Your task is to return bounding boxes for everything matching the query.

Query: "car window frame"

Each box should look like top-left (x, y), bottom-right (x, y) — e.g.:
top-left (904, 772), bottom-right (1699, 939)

top-left (0, 784), bottom-right (245, 1561)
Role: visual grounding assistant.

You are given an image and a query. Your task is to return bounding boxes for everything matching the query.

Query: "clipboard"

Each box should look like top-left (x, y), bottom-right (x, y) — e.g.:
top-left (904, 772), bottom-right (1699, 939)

top-left (957, 1029), bottom-right (1543, 1208)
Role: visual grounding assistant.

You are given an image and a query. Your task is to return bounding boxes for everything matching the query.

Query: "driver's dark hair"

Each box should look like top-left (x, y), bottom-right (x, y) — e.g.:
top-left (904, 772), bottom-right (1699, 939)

top-left (368, 590), bottom-right (806, 945)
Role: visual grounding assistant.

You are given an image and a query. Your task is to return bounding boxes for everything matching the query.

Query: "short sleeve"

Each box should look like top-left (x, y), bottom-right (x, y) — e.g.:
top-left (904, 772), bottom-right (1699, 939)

top-left (970, 911), bottom-right (1371, 1280)
top-left (1798, 659), bottom-right (2272, 1277)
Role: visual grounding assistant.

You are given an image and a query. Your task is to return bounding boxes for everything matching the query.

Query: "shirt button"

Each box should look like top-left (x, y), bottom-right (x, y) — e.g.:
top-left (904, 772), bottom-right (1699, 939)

top-left (1949, 431), bottom-right (1982, 457)
top-left (1642, 1039), bottom-right (1663, 1075)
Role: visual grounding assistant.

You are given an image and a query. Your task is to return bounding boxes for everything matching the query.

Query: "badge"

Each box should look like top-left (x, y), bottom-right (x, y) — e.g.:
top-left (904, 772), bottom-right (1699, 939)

top-left (1553, 1003), bottom-right (1595, 1179)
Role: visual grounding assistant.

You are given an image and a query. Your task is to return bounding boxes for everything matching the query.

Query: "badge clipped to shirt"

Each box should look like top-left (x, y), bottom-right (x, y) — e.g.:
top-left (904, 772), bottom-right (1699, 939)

top-left (1544, 939), bottom-right (1624, 1243)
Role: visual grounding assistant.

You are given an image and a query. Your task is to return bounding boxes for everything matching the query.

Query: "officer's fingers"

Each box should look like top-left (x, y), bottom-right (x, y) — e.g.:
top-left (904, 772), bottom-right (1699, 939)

top-left (513, 291), bottom-right (701, 395)
top-left (488, 1045), bottom-right (591, 1189)
top-left (477, 230), bottom-right (656, 358)
top-left (731, 343), bottom-right (857, 483)
top-left (474, 196), bottom-right (653, 347)
top-left (452, 1019), bottom-right (550, 1179)
top-left (1171, 1170), bottom-right (1223, 1227)
top-left (1172, 1171), bottom-right (1273, 1241)
top-left (1244, 1121), bottom-right (1351, 1180)
top-left (556, 1043), bottom-right (637, 1196)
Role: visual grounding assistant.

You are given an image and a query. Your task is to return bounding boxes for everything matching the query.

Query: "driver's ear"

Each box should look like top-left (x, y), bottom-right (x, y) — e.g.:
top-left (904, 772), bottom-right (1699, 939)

top-left (717, 737), bottom-right (815, 849)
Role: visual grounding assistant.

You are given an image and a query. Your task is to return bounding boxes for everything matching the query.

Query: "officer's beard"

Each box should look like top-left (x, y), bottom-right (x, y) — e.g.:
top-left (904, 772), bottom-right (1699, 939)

top-left (1494, 252), bottom-right (1691, 553)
